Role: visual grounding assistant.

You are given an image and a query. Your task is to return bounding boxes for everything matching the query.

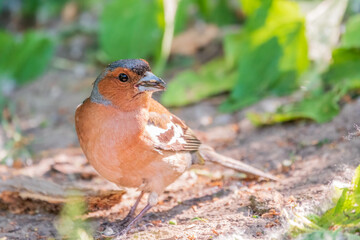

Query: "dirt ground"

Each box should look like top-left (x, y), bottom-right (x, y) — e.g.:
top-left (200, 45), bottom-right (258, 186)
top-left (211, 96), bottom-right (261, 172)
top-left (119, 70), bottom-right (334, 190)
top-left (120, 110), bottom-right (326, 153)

top-left (1, 65), bottom-right (360, 240)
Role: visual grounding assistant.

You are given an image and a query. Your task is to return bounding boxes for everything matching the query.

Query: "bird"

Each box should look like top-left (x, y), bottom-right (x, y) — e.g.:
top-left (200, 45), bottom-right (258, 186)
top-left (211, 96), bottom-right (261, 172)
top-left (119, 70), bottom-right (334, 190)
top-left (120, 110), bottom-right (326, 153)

top-left (75, 59), bottom-right (278, 237)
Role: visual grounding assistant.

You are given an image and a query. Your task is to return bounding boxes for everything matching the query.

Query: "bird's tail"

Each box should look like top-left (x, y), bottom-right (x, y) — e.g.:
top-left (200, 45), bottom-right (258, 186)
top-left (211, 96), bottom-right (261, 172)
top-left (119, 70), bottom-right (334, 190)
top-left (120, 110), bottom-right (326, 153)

top-left (197, 144), bottom-right (279, 181)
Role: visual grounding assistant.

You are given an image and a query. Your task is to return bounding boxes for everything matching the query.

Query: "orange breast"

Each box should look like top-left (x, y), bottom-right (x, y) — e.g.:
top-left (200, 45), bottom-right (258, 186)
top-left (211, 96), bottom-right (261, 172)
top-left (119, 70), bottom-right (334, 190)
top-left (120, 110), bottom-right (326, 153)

top-left (75, 99), bottom-right (155, 187)
top-left (75, 99), bottom-right (192, 194)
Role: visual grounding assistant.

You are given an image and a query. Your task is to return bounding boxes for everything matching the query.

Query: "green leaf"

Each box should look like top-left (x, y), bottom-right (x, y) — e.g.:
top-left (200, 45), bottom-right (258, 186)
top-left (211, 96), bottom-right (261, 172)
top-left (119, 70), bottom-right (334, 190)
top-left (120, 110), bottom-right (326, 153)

top-left (333, 188), bottom-right (349, 216)
top-left (250, 31), bottom-right (360, 126)
top-left (176, 0), bottom-right (238, 27)
top-left (99, 0), bottom-right (163, 61)
top-left (240, 0), bottom-right (262, 16)
top-left (174, 0), bottom-right (194, 34)
top-left (248, 89), bottom-right (344, 125)
top-left (302, 230), bottom-right (360, 240)
top-left (0, 31), bottom-right (55, 85)
top-left (161, 58), bottom-right (236, 107)
top-left (352, 165), bottom-right (360, 205)
top-left (249, 0), bottom-right (308, 73)
top-left (224, 30), bottom-right (249, 68)
top-left (13, 32), bottom-right (55, 84)
top-left (220, 37), bottom-right (283, 112)
top-left (0, 32), bottom-right (16, 77)
top-left (289, 165), bottom-right (360, 238)
top-left (57, 192), bottom-right (93, 240)
top-left (222, 0), bottom-right (308, 112)
top-left (168, 219), bottom-right (177, 225)
top-left (243, 0), bottom-right (272, 32)
top-left (191, 217), bottom-right (208, 222)
top-left (317, 166), bottom-right (360, 229)
top-left (323, 48), bottom-right (360, 89)
top-left (205, 0), bottom-right (239, 26)
top-left (22, 0), bottom-right (41, 18)
top-left (175, 0), bottom-right (239, 35)
top-left (341, 14), bottom-right (360, 49)
top-left (167, 0), bottom-right (308, 110)
top-left (196, 0), bottom-right (209, 17)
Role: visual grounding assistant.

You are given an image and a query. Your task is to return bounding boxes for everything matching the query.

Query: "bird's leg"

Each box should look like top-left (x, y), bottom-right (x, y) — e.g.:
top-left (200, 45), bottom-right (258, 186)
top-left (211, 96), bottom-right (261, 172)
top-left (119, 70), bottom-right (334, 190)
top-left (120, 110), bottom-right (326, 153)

top-left (100, 191), bottom-right (144, 234)
top-left (119, 191), bottom-right (144, 225)
top-left (101, 192), bottom-right (158, 237)
top-left (118, 192), bottom-right (158, 236)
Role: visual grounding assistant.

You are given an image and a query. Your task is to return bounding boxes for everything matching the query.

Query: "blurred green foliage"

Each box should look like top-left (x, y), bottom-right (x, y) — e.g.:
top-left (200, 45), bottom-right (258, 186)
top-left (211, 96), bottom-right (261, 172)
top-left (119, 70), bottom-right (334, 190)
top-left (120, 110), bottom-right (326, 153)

top-left (192, 0), bottom-right (239, 26)
top-left (99, 0), bottom-right (163, 61)
top-left (57, 193), bottom-right (93, 240)
top-left (248, 88), bottom-right (343, 124)
top-left (0, 104), bottom-right (32, 166)
top-left (249, 12), bottom-right (360, 125)
top-left (1, 0), bottom-right (360, 125)
top-left (98, 0), bottom-right (239, 64)
top-left (0, 31), bottom-right (55, 84)
top-left (8, 0), bottom-right (93, 20)
top-left (0, 31), bottom-right (55, 110)
top-left (300, 230), bottom-right (360, 240)
top-left (162, 0), bottom-right (309, 110)
top-left (162, 58), bottom-right (236, 106)
top-left (289, 165), bottom-right (360, 239)
top-left (163, 0), bottom-right (360, 125)
top-left (341, 15), bottom-right (360, 49)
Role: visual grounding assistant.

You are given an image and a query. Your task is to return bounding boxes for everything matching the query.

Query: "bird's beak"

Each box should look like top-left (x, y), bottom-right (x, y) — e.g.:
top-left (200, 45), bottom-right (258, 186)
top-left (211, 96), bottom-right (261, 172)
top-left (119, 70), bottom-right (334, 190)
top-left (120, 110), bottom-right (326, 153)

top-left (136, 71), bottom-right (166, 92)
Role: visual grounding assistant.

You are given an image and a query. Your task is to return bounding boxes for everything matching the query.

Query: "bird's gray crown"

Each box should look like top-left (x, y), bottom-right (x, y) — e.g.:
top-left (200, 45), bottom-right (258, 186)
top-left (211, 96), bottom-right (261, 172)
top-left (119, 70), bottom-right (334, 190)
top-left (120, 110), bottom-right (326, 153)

top-left (107, 59), bottom-right (151, 76)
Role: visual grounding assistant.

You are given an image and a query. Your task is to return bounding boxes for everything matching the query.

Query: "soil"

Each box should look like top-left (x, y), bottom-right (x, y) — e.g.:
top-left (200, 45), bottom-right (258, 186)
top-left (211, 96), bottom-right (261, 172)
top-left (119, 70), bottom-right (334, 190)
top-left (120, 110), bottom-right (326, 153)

top-left (1, 65), bottom-right (360, 240)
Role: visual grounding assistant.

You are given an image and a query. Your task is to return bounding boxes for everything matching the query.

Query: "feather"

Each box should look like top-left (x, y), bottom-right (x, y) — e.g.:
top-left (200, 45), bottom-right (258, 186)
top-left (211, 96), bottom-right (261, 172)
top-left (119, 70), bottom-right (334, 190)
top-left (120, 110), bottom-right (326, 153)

top-left (145, 111), bottom-right (201, 152)
top-left (197, 145), bottom-right (279, 181)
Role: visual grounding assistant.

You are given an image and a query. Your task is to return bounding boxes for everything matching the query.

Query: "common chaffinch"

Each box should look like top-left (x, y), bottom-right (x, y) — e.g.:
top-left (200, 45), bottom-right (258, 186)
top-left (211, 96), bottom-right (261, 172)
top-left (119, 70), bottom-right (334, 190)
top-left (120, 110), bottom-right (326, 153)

top-left (75, 59), bottom-right (277, 236)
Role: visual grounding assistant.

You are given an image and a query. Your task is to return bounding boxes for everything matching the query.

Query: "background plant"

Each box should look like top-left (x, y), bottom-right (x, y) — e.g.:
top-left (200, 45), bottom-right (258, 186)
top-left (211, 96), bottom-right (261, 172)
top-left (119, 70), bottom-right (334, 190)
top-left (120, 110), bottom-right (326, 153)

top-left (3, 0), bottom-right (359, 125)
top-left (288, 164), bottom-right (360, 239)
top-left (161, 0), bottom-right (360, 125)
top-left (1, 0), bottom-right (360, 160)
top-left (1, 1), bottom-right (360, 239)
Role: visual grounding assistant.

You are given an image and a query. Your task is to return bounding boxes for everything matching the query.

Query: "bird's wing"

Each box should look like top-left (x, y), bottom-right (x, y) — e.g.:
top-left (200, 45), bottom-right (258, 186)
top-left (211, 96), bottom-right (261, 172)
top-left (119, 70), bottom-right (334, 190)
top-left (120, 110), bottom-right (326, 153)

top-left (145, 101), bottom-right (201, 152)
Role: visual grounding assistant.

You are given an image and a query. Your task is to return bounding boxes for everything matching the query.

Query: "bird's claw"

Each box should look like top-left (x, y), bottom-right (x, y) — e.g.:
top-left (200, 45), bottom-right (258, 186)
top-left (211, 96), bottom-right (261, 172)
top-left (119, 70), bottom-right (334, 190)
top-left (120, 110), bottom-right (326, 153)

top-left (100, 225), bottom-right (130, 239)
top-left (99, 217), bottom-right (133, 237)
top-left (100, 225), bottom-right (118, 237)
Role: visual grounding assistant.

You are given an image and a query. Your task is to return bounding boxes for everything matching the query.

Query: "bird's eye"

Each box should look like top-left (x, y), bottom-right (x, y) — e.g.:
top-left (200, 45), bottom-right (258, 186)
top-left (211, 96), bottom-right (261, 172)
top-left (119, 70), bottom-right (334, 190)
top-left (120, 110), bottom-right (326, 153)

top-left (118, 73), bottom-right (129, 82)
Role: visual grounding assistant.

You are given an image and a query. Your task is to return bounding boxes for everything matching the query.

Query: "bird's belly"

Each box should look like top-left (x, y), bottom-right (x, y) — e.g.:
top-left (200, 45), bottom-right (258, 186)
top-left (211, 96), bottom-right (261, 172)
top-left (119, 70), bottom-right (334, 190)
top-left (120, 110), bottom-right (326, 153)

top-left (87, 144), bottom-right (192, 193)
top-left (84, 139), bottom-right (151, 187)
top-left (83, 135), bottom-right (192, 193)
top-left (136, 151), bottom-right (193, 194)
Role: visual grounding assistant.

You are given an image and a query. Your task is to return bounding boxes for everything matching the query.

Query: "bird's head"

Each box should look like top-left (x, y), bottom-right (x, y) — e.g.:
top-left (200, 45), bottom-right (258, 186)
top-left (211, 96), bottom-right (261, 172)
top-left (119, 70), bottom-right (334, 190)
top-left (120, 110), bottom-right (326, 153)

top-left (90, 59), bottom-right (166, 111)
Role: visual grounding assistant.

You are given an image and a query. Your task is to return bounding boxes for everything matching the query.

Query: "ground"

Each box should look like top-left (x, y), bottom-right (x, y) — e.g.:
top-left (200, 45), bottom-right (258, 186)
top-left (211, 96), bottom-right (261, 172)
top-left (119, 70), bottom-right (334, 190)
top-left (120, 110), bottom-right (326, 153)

top-left (0, 66), bottom-right (359, 240)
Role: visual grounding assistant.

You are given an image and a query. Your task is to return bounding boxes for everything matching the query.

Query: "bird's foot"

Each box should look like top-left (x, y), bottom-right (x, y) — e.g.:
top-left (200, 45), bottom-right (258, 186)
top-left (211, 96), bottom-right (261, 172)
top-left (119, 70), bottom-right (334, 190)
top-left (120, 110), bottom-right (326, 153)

top-left (98, 216), bottom-right (133, 237)
top-left (99, 225), bottom-right (129, 239)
